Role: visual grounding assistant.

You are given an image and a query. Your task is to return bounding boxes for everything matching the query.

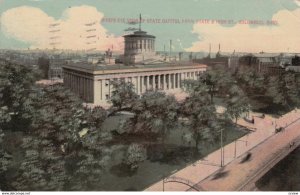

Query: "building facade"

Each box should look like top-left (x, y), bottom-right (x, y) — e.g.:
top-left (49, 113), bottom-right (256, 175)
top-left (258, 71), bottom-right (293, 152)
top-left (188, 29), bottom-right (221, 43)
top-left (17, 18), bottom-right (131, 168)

top-left (63, 63), bottom-right (206, 105)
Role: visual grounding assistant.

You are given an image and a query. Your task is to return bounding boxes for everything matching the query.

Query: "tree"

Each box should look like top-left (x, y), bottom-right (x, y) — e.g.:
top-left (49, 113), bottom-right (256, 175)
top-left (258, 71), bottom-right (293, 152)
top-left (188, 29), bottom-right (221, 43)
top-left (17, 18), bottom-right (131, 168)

top-left (30, 85), bottom-right (85, 145)
top-left (225, 85), bottom-right (250, 123)
top-left (231, 66), bottom-right (272, 112)
top-left (180, 85), bottom-right (223, 153)
top-left (37, 57), bottom-right (50, 79)
top-left (234, 66), bottom-right (266, 93)
top-left (130, 91), bottom-right (179, 137)
top-left (0, 60), bottom-right (111, 190)
top-left (281, 72), bottom-right (300, 107)
top-left (184, 65), bottom-right (234, 103)
top-left (109, 80), bottom-right (138, 111)
top-left (266, 72), bottom-right (299, 108)
top-left (124, 144), bottom-right (147, 170)
top-left (0, 59), bottom-right (37, 131)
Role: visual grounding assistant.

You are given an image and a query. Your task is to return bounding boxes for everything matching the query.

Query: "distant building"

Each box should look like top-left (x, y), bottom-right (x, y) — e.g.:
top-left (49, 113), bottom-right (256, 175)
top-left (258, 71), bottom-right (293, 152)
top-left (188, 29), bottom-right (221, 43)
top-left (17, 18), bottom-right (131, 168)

top-left (230, 53), bottom-right (285, 74)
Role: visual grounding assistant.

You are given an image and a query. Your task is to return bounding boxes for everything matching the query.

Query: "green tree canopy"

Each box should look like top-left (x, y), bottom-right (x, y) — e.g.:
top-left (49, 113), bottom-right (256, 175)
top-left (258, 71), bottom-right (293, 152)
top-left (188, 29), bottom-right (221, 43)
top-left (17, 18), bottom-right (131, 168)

top-left (110, 80), bottom-right (139, 111)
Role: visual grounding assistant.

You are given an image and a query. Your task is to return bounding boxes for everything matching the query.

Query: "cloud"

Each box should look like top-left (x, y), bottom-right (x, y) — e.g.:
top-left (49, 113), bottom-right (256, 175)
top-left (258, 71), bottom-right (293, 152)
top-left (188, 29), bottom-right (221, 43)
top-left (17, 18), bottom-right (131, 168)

top-left (0, 6), bottom-right (124, 51)
top-left (186, 8), bottom-right (300, 53)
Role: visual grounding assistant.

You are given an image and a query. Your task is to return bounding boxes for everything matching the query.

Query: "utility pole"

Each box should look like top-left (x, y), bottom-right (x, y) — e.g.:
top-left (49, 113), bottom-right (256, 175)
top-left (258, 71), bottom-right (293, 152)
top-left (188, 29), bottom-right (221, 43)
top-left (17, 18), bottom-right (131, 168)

top-left (208, 43), bottom-right (211, 58)
top-left (234, 140), bottom-right (237, 158)
top-left (220, 129), bottom-right (224, 167)
top-left (162, 176), bottom-right (165, 191)
top-left (164, 44), bottom-right (166, 60)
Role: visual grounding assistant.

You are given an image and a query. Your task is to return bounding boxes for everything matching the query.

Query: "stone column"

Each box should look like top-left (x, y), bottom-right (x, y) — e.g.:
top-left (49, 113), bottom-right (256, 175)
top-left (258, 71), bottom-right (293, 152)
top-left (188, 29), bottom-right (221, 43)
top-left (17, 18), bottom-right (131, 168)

top-left (179, 73), bottom-right (182, 88)
top-left (75, 75), bottom-right (77, 92)
top-left (177, 73), bottom-right (180, 88)
top-left (140, 76), bottom-right (144, 93)
top-left (146, 75), bottom-right (150, 91)
top-left (78, 76), bottom-right (80, 94)
top-left (135, 76), bottom-right (139, 94)
top-left (99, 79), bottom-right (102, 101)
top-left (86, 78), bottom-right (89, 100)
top-left (172, 74), bottom-right (175, 89)
top-left (151, 75), bottom-right (155, 90)
top-left (108, 79), bottom-right (111, 98)
top-left (168, 74), bottom-right (172, 89)
top-left (173, 74), bottom-right (176, 89)
top-left (146, 39), bottom-right (148, 51)
top-left (67, 73), bottom-right (70, 88)
top-left (158, 75), bottom-right (161, 90)
top-left (71, 74), bottom-right (73, 91)
top-left (73, 75), bottom-right (76, 93)
top-left (163, 74), bottom-right (166, 90)
top-left (148, 39), bottom-right (150, 51)
top-left (103, 79), bottom-right (107, 101)
top-left (153, 40), bottom-right (155, 51)
top-left (81, 77), bottom-right (84, 96)
top-left (182, 73), bottom-right (185, 89)
top-left (141, 40), bottom-right (144, 51)
top-left (151, 40), bottom-right (153, 51)
top-left (93, 79), bottom-right (101, 105)
top-left (72, 75), bottom-right (74, 93)
top-left (75, 76), bottom-right (78, 94)
top-left (85, 78), bottom-right (88, 101)
top-left (82, 78), bottom-right (85, 100)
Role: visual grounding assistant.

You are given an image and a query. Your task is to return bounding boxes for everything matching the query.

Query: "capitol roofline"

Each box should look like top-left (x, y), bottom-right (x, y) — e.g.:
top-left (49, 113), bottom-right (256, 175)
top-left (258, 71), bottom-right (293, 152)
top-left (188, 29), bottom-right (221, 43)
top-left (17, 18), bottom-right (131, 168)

top-left (123, 30), bottom-right (155, 38)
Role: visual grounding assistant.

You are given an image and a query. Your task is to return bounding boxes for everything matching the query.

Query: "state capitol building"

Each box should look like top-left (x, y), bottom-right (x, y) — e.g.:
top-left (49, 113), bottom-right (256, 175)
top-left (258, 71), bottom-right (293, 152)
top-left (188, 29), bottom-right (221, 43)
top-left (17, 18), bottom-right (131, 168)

top-left (63, 24), bottom-right (207, 106)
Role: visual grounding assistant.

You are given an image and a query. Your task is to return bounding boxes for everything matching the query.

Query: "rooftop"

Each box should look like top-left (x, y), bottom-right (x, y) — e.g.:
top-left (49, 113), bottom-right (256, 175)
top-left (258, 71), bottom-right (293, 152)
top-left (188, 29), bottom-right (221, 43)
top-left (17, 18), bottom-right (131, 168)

top-left (63, 61), bottom-right (207, 75)
top-left (123, 30), bottom-right (155, 38)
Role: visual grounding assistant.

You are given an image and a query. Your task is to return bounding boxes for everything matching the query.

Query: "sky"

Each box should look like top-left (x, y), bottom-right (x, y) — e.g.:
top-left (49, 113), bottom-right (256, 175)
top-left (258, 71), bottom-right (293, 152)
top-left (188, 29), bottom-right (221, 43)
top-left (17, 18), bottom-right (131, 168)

top-left (0, 0), bottom-right (300, 53)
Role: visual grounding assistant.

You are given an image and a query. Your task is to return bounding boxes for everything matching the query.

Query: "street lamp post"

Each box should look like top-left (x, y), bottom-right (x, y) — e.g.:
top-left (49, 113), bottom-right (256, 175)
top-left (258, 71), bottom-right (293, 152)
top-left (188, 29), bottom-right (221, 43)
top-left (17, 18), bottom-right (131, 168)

top-left (234, 140), bottom-right (237, 158)
top-left (220, 129), bottom-right (224, 167)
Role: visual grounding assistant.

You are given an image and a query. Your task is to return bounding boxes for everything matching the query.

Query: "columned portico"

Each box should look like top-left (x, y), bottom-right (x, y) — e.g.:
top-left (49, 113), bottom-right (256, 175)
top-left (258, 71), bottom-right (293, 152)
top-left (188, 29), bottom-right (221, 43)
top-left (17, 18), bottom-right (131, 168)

top-left (63, 63), bottom-right (206, 105)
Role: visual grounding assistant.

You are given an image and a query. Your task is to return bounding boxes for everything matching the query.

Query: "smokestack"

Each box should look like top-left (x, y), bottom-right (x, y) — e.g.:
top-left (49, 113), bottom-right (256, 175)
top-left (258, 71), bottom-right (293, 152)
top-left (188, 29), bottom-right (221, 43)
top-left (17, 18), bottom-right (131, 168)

top-left (169, 40), bottom-right (172, 61)
top-left (164, 44), bottom-right (166, 60)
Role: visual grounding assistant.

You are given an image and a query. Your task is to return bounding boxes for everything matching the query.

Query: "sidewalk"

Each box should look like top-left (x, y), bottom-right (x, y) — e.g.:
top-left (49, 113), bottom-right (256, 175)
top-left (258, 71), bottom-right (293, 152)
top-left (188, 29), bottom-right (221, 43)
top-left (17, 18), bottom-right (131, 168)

top-left (144, 109), bottom-right (300, 191)
top-left (197, 115), bottom-right (300, 191)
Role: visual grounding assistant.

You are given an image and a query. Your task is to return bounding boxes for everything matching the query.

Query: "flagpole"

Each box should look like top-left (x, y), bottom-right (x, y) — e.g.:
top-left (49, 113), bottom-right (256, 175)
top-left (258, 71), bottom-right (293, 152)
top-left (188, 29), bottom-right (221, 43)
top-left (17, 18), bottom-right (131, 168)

top-left (139, 14), bottom-right (142, 31)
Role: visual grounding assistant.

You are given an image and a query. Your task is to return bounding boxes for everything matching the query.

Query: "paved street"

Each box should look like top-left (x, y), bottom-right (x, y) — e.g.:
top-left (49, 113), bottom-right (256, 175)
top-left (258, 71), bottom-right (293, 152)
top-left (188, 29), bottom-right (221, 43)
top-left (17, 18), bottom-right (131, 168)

top-left (145, 109), bottom-right (300, 191)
